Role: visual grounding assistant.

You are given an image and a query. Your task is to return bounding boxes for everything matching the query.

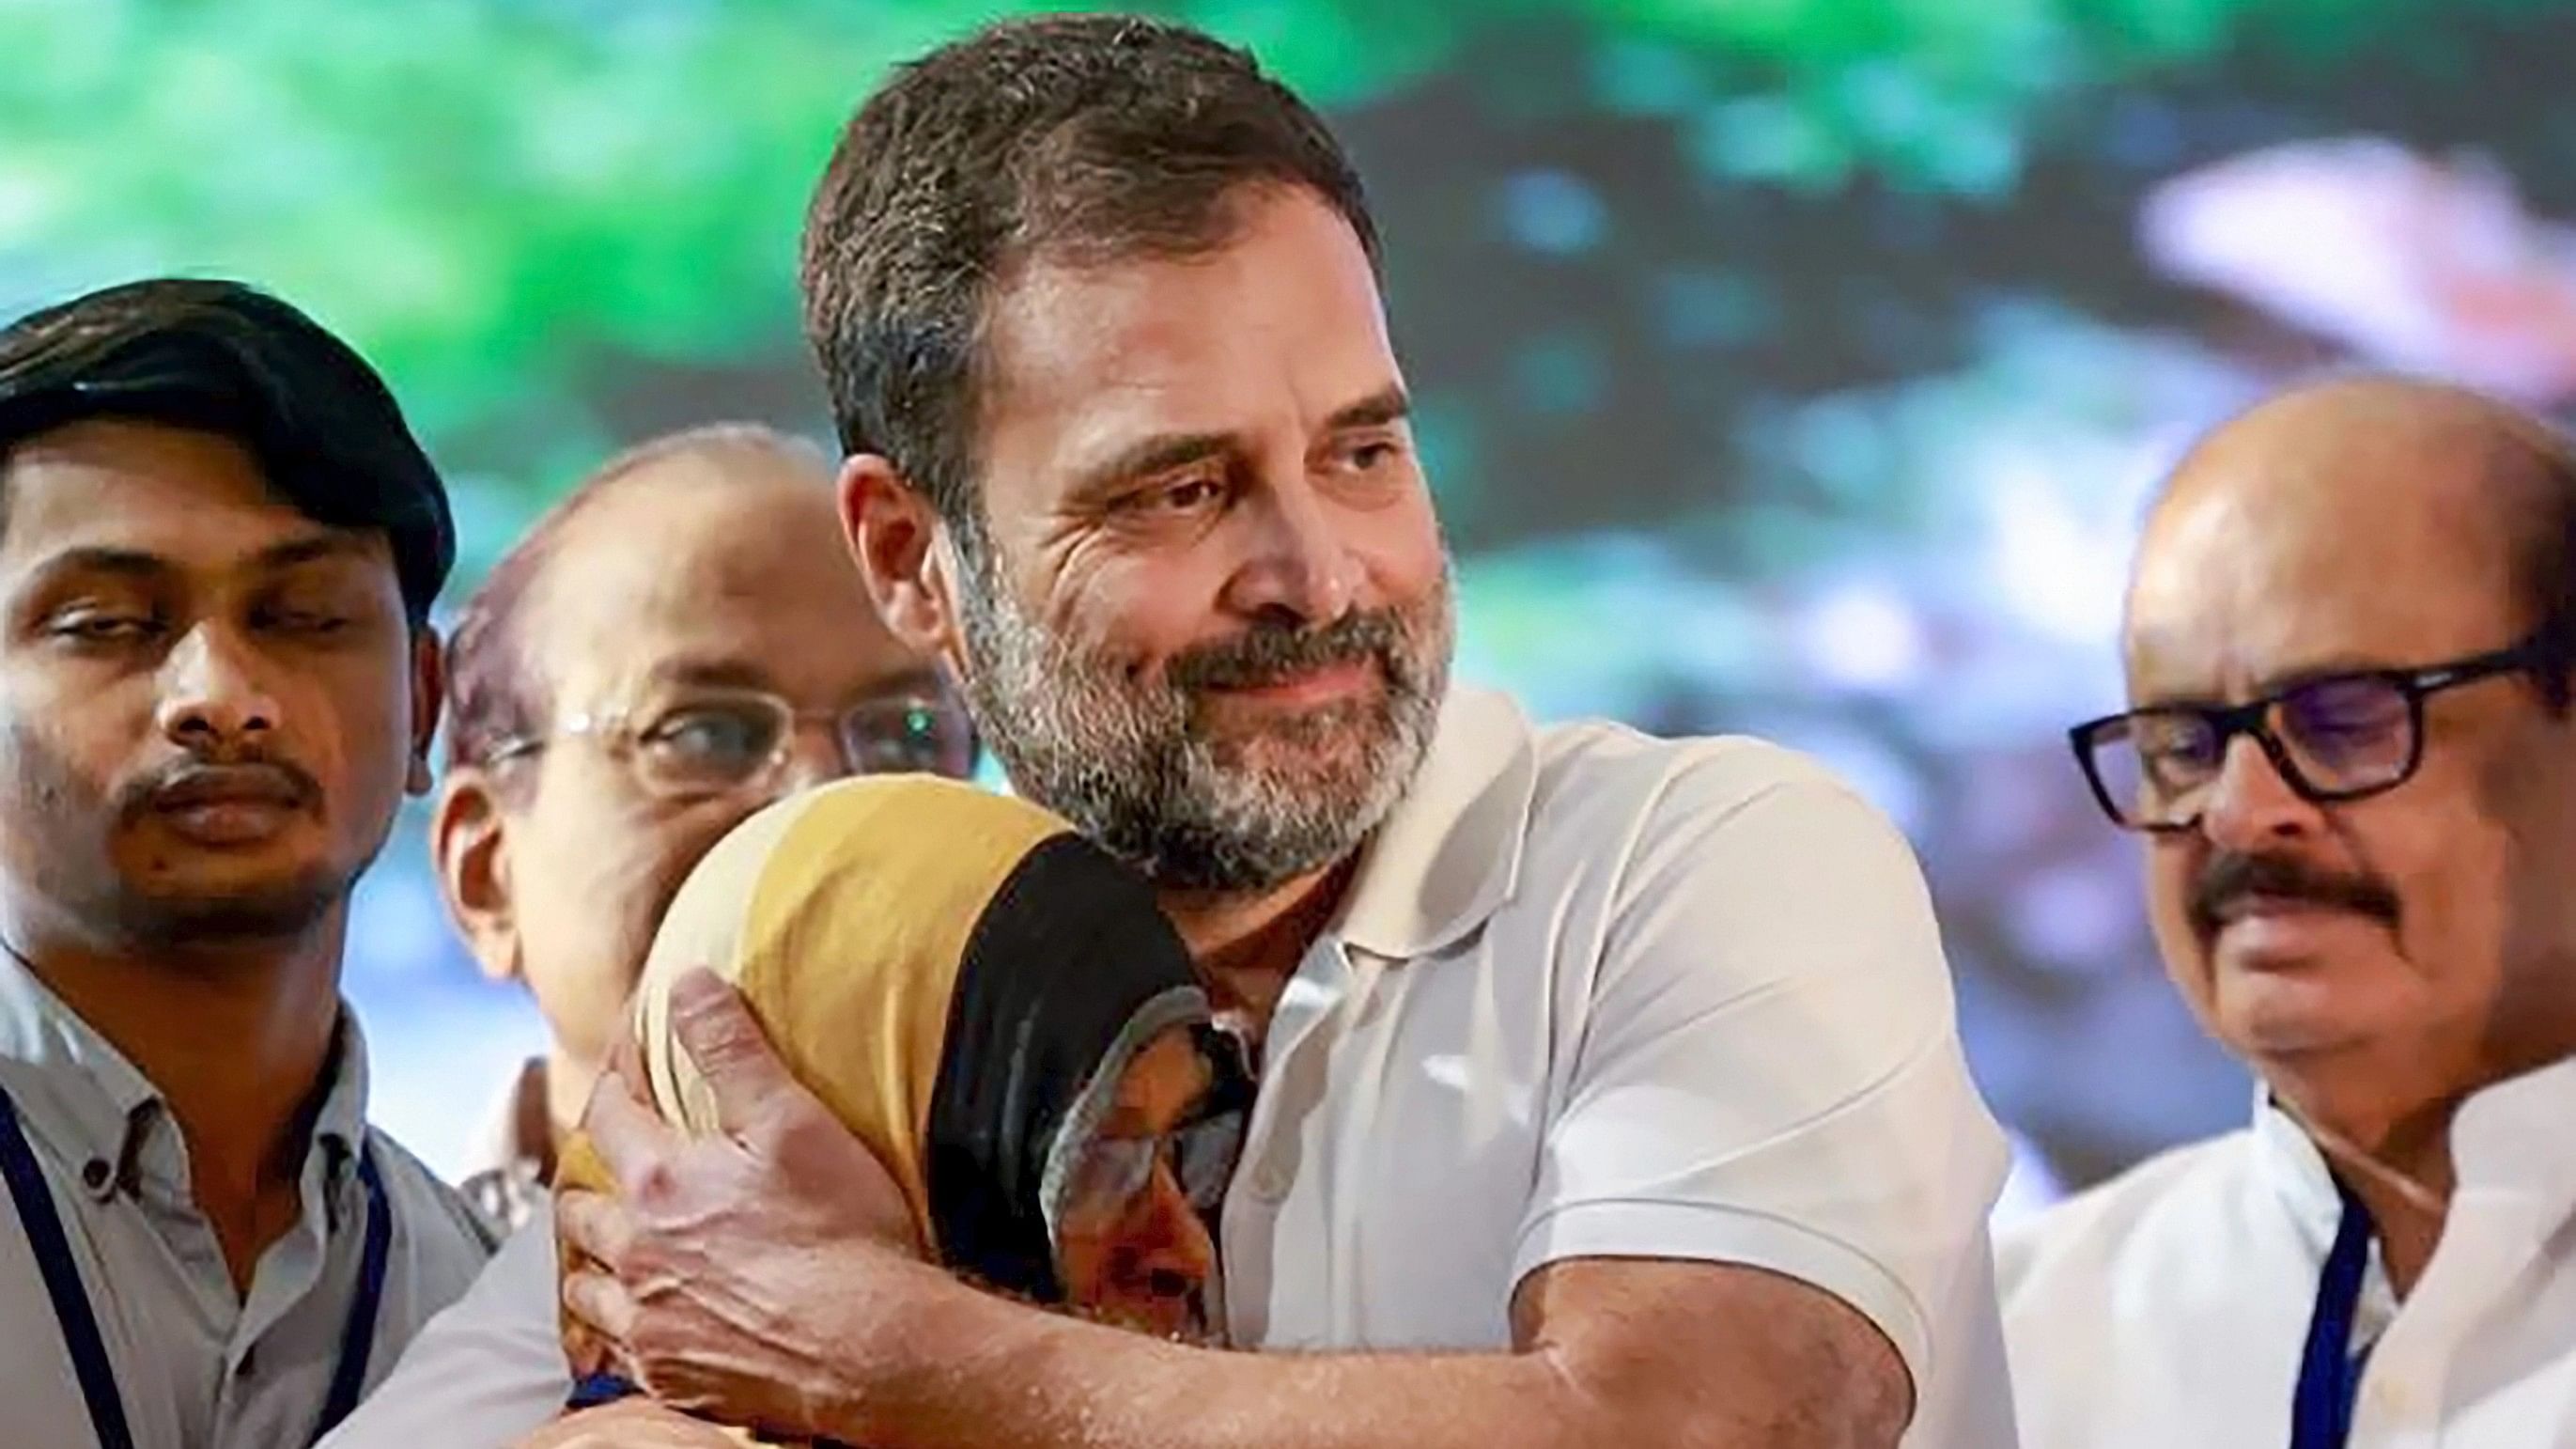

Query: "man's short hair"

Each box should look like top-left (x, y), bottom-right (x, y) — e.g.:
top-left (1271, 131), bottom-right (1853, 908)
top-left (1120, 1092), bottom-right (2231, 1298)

top-left (0, 278), bottom-right (454, 624)
top-left (798, 13), bottom-right (1375, 538)
top-left (443, 423), bottom-right (831, 778)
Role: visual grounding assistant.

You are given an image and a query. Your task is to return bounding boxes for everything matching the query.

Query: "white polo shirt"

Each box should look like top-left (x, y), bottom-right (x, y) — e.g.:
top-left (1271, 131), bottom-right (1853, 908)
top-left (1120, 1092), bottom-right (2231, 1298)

top-left (330, 685), bottom-right (2014, 1446)
top-left (1998, 1057), bottom-right (2576, 1448)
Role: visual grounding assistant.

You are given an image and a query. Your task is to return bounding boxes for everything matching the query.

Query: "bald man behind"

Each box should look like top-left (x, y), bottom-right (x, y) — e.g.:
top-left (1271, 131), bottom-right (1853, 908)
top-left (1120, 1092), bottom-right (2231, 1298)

top-left (318, 425), bottom-right (978, 1446)
top-left (435, 425), bottom-right (976, 1228)
top-left (1999, 377), bottom-right (2576, 1447)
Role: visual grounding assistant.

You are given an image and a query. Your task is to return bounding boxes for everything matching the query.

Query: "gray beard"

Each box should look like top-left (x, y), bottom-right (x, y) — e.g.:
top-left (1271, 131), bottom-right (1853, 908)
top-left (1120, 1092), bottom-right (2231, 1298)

top-left (954, 547), bottom-right (1451, 895)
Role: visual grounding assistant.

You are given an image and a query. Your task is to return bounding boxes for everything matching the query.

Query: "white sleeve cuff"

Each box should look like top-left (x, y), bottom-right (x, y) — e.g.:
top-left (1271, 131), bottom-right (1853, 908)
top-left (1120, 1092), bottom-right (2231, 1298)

top-left (1512, 1198), bottom-right (1932, 1386)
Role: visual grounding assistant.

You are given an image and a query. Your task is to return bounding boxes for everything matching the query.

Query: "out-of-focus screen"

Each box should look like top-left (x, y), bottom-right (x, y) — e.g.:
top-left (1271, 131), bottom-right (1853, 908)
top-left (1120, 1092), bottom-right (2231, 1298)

top-left (8, 0), bottom-right (2570, 1213)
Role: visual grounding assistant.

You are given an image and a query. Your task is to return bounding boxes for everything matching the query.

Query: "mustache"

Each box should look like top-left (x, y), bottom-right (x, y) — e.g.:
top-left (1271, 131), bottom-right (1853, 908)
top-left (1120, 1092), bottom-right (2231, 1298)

top-left (2188, 850), bottom-right (2400, 937)
top-left (1163, 608), bottom-right (1414, 693)
top-left (116, 751), bottom-right (323, 825)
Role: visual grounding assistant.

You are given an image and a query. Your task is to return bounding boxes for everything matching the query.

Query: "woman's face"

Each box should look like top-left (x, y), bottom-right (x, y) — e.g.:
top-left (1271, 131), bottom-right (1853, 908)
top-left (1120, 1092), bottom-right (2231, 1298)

top-left (1052, 1025), bottom-right (1244, 1340)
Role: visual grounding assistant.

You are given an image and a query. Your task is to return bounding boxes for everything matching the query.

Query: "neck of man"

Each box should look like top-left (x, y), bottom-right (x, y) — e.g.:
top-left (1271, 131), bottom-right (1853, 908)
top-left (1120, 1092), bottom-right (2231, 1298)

top-left (2272, 1005), bottom-right (2576, 1298)
top-left (2284, 1083), bottom-right (2458, 1299)
top-left (1160, 855), bottom-right (1360, 1047)
top-left (13, 906), bottom-right (350, 1292)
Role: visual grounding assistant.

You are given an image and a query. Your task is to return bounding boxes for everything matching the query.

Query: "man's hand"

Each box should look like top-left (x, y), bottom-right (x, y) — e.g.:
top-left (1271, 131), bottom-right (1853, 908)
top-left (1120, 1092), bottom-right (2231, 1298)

top-left (552, 978), bottom-right (1923, 1449)
top-left (555, 969), bottom-right (931, 1440)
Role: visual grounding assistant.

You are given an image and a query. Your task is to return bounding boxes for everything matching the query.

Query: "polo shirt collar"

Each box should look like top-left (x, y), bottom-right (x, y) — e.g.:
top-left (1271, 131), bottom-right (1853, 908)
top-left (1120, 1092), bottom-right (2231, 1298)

top-left (1333, 685), bottom-right (1538, 961)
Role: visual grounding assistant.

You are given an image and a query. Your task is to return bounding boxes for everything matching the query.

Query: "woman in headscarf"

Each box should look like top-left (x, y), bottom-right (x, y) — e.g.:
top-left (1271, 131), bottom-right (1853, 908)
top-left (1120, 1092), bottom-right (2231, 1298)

top-left (536, 775), bottom-right (1250, 1445)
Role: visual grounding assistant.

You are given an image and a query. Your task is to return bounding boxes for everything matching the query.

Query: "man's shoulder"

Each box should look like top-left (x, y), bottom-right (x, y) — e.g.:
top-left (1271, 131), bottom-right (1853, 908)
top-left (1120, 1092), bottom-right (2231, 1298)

top-left (1996, 1128), bottom-right (2262, 1312)
top-left (1526, 715), bottom-right (1874, 833)
top-left (1516, 716), bottom-right (1906, 892)
top-left (1382, 690), bottom-right (1922, 969)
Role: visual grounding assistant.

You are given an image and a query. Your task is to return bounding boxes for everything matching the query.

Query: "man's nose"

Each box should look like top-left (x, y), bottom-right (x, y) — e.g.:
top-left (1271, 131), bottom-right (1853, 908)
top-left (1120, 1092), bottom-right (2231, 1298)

top-left (155, 623), bottom-right (282, 751)
top-left (2198, 734), bottom-right (2325, 852)
top-left (773, 719), bottom-right (857, 797)
top-left (1218, 475), bottom-right (1358, 627)
top-left (1134, 1165), bottom-right (1220, 1294)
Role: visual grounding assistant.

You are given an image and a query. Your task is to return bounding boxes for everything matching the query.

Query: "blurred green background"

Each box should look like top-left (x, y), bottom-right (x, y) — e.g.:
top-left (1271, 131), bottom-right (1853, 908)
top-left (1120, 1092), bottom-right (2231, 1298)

top-left (8, 0), bottom-right (2574, 1207)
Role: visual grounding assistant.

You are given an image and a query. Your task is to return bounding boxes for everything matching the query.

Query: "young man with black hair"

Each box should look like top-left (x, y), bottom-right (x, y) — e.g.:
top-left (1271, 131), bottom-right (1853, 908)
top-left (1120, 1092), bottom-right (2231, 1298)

top-left (0, 278), bottom-right (491, 1449)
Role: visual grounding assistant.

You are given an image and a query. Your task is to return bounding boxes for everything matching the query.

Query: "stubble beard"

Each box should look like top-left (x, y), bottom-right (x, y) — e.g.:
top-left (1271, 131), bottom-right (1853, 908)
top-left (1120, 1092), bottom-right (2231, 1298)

top-left (953, 541), bottom-right (1452, 896)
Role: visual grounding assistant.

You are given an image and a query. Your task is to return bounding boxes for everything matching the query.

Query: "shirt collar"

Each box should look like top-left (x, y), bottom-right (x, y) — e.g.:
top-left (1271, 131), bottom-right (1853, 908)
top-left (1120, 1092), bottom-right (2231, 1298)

top-left (2254, 1050), bottom-right (2576, 1234)
top-left (0, 949), bottom-right (372, 1188)
top-left (1332, 685), bottom-right (1538, 961)
top-left (310, 1008), bottom-right (373, 1173)
top-left (458, 1054), bottom-right (551, 1229)
top-left (0, 952), bottom-right (166, 1169)
top-left (2448, 1051), bottom-right (2576, 1208)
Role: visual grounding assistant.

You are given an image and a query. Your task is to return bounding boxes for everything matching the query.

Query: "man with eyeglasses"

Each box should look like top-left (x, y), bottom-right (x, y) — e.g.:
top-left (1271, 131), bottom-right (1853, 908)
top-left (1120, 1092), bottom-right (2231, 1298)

top-left (317, 423), bottom-right (974, 1446)
top-left (1999, 376), bottom-right (2576, 1447)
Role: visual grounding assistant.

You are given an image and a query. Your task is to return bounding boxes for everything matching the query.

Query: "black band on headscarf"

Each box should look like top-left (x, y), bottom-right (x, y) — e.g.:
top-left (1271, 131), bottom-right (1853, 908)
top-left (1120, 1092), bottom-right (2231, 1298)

top-left (923, 831), bottom-right (1205, 1301)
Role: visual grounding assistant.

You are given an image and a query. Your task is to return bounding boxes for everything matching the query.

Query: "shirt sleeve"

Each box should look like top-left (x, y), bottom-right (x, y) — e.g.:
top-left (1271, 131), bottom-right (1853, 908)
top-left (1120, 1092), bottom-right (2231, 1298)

top-left (322, 1193), bottom-right (573, 1449)
top-left (1511, 756), bottom-right (2010, 1400)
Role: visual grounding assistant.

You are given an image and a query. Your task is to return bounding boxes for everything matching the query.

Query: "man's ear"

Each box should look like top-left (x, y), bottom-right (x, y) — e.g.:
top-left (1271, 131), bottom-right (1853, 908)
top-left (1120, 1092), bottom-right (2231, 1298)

top-left (840, 455), bottom-right (964, 669)
top-left (431, 766), bottom-right (522, 985)
top-left (407, 630), bottom-right (445, 797)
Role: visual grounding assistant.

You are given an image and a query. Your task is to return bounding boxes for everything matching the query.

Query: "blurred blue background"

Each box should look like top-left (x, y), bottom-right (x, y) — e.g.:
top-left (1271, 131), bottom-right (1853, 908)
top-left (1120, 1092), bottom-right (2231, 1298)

top-left (8, 0), bottom-right (2575, 1214)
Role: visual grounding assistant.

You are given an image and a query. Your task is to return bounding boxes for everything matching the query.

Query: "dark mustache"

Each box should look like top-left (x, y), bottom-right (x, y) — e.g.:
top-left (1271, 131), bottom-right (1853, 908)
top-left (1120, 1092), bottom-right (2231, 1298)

top-left (2189, 850), bottom-right (2400, 937)
top-left (116, 752), bottom-right (323, 826)
top-left (1164, 609), bottom-right (1408, 693)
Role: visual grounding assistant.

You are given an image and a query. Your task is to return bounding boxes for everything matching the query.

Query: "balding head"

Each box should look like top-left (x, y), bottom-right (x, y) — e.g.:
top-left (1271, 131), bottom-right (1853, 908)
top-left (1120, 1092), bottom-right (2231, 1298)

top-left (431, 423), bottom-right (973, 1109)
top-left (2134, 376), bottom-right (2576, 709)
top-left (2109, 375), bottom-right (2576, 1146)
top-left (445, 424), bottom-right (840, 772)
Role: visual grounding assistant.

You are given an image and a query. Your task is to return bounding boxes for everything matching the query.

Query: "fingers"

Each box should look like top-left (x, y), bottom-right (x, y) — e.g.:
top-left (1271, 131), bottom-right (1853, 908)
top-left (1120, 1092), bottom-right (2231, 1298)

top-left (579, 1065), bottom-right (683, 1195)
top-left (601, 1029), bottom-right (650, 1108)
top-left (668, 968), bottom-right (803, 1139)
top-left (561, 1263), bottom-right (640, 1348)
top-left (555, 1189), bottom-right (639, 1273)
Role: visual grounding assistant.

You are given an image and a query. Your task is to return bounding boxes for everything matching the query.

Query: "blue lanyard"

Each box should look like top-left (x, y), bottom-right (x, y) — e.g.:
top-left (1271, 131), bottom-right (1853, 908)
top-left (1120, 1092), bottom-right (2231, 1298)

top-left (2289, 1184), bottom-right (2376, 1449)
top-left (0, 1083), bottom-right (391, 1449)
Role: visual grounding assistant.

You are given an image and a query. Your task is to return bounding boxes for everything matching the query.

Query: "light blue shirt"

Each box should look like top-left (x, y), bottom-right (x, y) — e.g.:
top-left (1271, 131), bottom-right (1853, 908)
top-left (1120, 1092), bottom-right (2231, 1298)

top-left (0, 958), bottom-right (493, 1449)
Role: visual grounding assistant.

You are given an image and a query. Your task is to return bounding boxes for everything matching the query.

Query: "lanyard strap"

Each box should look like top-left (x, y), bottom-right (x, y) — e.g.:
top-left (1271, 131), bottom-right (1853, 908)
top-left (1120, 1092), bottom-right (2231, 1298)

top-left (0, 1083), bottom-right (392, 1449)
top-left (313, 1147), bottom-right (391, 1441)
top-left (2289, 1185), bottom-right (2376, 1449)
top-left (0, 1084), bottom-right (137, 1449)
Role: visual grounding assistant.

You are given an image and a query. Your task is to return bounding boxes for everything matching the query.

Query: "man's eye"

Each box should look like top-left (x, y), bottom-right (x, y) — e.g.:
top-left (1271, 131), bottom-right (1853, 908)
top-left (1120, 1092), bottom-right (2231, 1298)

top-left (49, 613), bottom-right (160, 645)
top-left (641, 707), bottom-right (779, 769)
top-left (1125, 477), bottom-right (1223, 515)
top-left (1343, 439), bottom-right (1402, 471)
top-left (265, 609), bottom-right (352, 635)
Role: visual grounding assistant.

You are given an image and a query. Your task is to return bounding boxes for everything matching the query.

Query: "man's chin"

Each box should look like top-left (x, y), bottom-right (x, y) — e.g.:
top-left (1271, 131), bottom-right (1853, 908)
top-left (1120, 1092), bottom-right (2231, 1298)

top-left (1201, 702), bottom-right (1396, 772)
top-left (2211, 965), bottom-right (2404, 1061)
top-left (115, 869), bottom-right (350, 945)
